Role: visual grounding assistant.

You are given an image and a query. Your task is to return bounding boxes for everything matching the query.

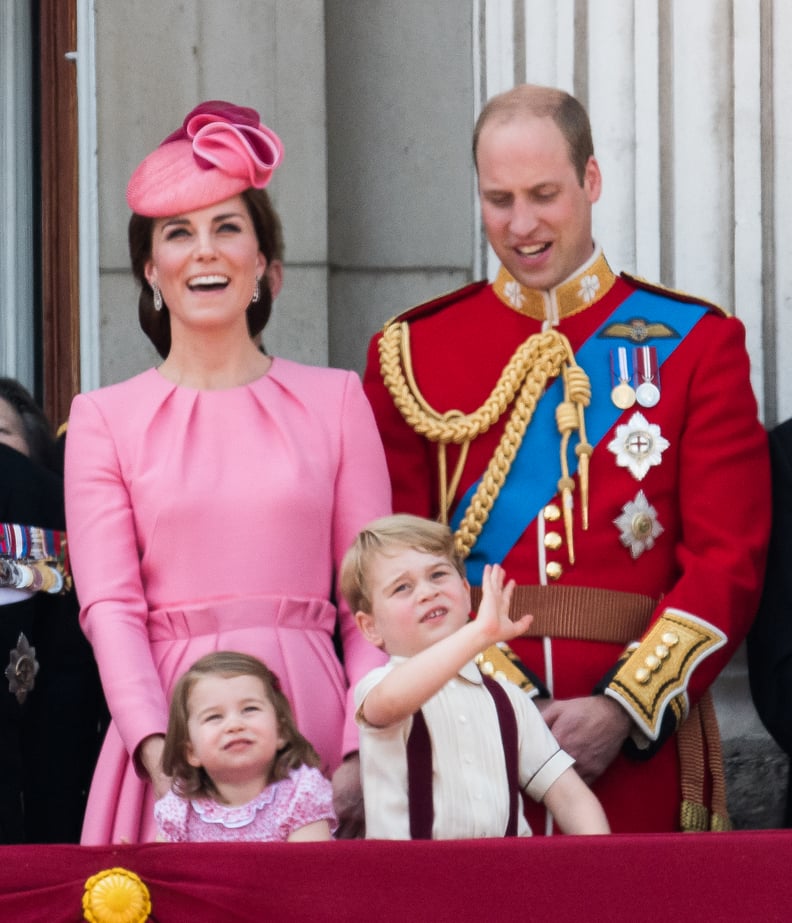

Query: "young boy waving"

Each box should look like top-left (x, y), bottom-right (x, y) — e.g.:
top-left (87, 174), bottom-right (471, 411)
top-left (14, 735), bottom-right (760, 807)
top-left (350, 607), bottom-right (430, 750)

top-left (341, 514), bottom-right (610, 839)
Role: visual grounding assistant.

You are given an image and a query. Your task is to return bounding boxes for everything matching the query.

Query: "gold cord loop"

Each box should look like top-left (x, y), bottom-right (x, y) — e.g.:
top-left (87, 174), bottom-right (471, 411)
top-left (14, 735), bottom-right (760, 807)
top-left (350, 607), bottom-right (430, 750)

top-left (379, 321), bottom-right (592, 562)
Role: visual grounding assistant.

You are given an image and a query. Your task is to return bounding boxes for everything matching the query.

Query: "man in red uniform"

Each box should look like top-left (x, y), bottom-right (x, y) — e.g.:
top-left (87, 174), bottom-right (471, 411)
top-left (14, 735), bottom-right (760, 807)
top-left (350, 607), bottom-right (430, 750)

top-left (363, 84), bottom-right (770, 833)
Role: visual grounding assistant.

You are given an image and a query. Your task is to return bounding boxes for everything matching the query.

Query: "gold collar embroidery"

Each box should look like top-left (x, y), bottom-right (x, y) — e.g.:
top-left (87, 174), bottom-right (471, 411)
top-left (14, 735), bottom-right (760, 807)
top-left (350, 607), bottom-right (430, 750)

top-left (492, 247), bottom-right (617, 325)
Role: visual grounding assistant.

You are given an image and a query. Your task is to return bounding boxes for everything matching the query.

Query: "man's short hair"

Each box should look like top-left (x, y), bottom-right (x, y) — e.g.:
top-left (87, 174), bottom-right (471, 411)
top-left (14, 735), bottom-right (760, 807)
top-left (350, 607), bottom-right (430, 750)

top-left (472, 83), bottom-right (595, 184)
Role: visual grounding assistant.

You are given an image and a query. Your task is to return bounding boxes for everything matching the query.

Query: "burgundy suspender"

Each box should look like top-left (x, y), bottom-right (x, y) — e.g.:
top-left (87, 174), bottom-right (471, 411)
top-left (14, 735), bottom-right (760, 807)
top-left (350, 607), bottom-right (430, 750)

top-left (406, 706), bottom-right (435, 839)
top-left (485, 675), bottom-right (520, 836)
top-left (406, 675), bottom-right (519, 839)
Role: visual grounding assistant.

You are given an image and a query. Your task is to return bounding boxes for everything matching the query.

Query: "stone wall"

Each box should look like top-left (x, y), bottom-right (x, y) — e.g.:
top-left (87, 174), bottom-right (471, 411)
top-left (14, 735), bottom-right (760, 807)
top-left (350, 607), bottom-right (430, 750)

top-left (714, 649), bottom-right (788, 829)
top-left (94, 0), bottom-right (330, 384)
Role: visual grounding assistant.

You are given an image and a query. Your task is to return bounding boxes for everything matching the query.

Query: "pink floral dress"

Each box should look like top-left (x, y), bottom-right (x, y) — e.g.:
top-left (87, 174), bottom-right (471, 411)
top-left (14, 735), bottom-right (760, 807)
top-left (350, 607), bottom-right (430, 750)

top-left (154, 765), bottom-right (336, 842)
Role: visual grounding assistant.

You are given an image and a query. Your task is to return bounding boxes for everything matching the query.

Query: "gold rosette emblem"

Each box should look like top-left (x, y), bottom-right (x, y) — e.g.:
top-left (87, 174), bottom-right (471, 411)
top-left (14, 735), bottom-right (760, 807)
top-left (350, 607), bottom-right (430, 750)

top-left (83, 867), bottom-right (152, 923)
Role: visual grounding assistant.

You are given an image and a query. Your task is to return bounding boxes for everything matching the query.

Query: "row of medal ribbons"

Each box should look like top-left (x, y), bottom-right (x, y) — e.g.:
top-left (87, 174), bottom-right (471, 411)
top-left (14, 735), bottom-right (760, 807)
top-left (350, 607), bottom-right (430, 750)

top-left (610, 345), bottom-right (660, 410)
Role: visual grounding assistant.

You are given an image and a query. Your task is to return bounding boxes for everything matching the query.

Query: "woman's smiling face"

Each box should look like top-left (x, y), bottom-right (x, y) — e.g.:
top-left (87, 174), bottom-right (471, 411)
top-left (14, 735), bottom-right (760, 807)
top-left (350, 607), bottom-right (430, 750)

top-left (145, 194), bottom-right (266, 339)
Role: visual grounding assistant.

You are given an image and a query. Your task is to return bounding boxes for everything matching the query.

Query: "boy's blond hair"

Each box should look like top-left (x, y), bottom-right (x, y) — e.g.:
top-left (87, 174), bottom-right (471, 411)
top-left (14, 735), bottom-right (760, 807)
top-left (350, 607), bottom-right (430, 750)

top-left (340, 514), bottom-right (466, 614)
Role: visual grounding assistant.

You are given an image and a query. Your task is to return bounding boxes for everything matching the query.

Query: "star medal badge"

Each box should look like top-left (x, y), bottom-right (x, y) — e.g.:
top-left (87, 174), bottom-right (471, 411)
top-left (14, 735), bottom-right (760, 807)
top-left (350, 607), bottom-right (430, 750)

top-left (607, 411), bottom-right (670, 481)
top-left (634, 345), bottom-right (661, 407)
top-left (610, 346), bottom-right (636, 410)
top-left (613, 490), bottom-right (664, 558)
top-left (5, 633), bottom-right (39, 704)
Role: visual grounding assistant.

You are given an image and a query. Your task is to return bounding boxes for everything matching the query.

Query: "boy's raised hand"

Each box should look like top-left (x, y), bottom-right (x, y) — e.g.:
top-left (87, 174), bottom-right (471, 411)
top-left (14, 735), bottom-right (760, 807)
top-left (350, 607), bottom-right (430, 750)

top-left (475, 563), bottom-right (533, 643)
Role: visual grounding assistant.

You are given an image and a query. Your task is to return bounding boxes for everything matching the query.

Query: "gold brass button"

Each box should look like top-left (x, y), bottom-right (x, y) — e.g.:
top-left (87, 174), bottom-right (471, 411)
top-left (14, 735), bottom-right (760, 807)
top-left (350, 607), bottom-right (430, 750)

top-left (544, 504), bottom-right (561, 522)
top-left (544, 531), bottom-right (563, 550)
top-left (661, 631), bottom-right (680, 647)
top-left (546, 561), bottom-right (563, 580)
top-left (635, 667), bottom-right (651, 684)
top-left (645, 654), bottom-right (661, 671)
top-left (479, 660), bottom-right (494, 676)
top-left (655, 644), bottom-right (670, 660)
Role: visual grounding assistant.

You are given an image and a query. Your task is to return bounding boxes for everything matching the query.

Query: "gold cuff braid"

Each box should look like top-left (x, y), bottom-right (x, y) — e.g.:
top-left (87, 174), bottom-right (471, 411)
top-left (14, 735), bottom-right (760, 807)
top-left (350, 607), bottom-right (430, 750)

top-left (607, 609), bottom-right (726, 740)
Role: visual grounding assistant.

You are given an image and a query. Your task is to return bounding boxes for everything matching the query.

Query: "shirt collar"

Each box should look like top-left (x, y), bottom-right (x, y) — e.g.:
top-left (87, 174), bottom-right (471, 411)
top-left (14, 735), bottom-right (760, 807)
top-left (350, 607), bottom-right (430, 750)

top-left (388, 656), bottom-right (483, 685)
top-left (492, 244), bottom-right (616, 327)
top-left (459, 660), bottom-right (483, 684)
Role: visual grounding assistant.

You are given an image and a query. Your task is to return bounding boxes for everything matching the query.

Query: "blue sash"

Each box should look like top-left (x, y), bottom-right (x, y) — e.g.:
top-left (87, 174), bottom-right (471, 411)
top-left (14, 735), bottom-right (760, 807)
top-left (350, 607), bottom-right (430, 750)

top-left (450, 289), bottom-right (707, 583)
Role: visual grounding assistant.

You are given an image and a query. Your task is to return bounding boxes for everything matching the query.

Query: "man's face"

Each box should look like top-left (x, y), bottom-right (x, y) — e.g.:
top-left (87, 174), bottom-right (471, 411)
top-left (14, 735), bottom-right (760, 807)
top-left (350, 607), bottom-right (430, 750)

top-left (477, 114), bottom-right (602, 291)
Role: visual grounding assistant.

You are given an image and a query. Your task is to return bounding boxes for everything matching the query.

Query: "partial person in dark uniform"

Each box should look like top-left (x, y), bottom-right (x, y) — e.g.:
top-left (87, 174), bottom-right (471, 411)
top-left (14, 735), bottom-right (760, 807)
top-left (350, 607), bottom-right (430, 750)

top-left (0, 380), bottom-right (107, 842)
top-left (0, 378), bottom-right (61, 473)
top-left (364, 83), bottom-right (770, 834)
top-left (747, 417), bottom-right (792, 826)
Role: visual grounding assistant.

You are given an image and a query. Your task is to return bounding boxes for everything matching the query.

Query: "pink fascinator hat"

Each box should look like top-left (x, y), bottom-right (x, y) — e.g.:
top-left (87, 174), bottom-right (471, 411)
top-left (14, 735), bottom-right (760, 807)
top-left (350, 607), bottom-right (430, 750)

top-left (126, 100), bottom-right (283, 217)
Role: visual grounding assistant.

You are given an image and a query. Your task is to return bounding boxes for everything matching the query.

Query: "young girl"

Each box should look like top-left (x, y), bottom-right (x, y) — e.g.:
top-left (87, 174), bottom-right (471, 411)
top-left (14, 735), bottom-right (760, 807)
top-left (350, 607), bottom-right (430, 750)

top-left (155, 651), bottom-right (337, 842)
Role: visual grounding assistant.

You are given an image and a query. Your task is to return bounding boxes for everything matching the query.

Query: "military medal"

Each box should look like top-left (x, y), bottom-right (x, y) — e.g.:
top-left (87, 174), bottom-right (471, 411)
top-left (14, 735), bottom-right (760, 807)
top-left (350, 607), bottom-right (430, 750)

top-left (634, 346), bottom-right (661, 407)
top-left (15, 563), bottom-right (34, 589)
top-left (610, 347), bottom-right (636, 409)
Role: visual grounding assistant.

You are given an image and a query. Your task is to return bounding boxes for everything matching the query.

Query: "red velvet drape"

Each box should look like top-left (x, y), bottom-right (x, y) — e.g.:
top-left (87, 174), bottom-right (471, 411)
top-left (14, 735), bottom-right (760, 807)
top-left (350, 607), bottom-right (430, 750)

top-left (1, 832), bottom-right (789, 922)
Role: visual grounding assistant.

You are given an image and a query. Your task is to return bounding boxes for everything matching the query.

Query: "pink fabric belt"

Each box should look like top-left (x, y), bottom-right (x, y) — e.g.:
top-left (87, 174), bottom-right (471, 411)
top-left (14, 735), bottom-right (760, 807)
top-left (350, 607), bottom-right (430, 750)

top-left (147, 595), bottom-right (337, 640)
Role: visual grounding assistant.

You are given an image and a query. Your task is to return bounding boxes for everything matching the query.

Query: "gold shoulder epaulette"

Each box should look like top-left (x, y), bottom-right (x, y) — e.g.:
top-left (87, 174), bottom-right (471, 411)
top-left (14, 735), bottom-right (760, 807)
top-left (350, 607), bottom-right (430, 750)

top-left (475, 643), bottom-right (539, 697)
top-left (381, 280), bottom-right (489, 331)
top-left (620, 272), bottom-right (730, 318)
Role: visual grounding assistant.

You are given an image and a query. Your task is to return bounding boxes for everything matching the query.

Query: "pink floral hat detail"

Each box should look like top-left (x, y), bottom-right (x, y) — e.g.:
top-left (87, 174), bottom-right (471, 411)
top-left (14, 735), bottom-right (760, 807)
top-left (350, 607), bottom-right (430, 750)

top-left (126, 100), bottom-right (283, 217)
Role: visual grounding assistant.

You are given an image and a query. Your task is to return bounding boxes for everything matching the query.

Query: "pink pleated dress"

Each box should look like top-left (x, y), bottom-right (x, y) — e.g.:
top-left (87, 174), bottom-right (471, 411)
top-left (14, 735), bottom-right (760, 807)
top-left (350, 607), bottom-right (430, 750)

top-left (65, 359), bottom-right (391, 844)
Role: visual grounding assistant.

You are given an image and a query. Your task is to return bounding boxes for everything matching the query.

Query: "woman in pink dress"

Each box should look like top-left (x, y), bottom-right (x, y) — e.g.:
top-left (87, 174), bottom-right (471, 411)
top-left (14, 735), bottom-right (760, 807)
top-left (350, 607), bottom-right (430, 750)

top-left (64, 101), bottom-right (391, 844)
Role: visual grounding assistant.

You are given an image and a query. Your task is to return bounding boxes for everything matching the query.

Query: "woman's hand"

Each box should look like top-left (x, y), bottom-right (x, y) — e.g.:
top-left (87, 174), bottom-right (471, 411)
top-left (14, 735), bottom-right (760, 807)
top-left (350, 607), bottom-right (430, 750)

top-left (139, 734), bottom-right (171, 799)
top-left (332, 753), bottom-right (365, 839)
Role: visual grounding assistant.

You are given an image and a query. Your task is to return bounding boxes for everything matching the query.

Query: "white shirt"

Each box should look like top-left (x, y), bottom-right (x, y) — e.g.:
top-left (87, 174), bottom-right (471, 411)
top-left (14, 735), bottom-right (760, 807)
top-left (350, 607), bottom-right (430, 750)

top-left (355, 658), bottom-right (574, 839)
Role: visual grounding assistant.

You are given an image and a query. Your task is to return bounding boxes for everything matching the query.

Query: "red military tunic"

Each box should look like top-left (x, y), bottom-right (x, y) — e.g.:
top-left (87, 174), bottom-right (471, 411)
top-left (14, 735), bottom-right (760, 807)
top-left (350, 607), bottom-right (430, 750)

top-left (363, 249), bottom-right (770, 833)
